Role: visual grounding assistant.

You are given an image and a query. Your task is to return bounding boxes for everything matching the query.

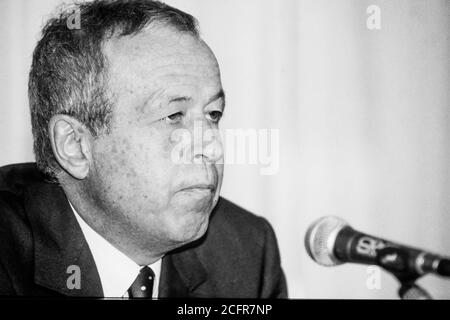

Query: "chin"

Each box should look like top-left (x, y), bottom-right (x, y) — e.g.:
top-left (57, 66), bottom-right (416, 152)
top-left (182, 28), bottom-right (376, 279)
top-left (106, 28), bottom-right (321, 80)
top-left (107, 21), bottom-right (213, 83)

top-left (168, 209), bottom-right (211, 245)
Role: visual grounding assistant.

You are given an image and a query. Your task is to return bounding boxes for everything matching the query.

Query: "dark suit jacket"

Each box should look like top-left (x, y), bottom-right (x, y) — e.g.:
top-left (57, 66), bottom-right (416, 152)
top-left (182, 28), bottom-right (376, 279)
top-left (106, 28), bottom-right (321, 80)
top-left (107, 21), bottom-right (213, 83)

top-left (0, 163), bottom-right (287, 298)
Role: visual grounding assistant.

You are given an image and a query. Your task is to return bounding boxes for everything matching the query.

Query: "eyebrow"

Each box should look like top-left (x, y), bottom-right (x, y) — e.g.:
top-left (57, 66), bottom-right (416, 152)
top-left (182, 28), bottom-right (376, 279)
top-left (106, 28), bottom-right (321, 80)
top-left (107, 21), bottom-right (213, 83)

top-left (168, 89), bottom-right (226, 108)
top-left (169, 96), bottom-right (192, 103)
top-left (206, 89), bottom-right (226, 107)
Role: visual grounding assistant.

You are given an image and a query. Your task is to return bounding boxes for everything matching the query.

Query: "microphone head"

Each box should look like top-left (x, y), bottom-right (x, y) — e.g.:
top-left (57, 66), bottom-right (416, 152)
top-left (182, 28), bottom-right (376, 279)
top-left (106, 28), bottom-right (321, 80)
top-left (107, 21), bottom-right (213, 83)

top-left (305, 216), bottom-right (348, 266)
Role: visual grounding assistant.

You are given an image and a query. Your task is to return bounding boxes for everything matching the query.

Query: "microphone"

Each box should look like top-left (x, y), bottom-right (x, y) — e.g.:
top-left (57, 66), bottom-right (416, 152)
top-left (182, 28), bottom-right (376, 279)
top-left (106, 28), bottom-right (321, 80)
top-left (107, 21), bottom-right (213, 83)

top-left (304, 216), bottom-right (450, 279)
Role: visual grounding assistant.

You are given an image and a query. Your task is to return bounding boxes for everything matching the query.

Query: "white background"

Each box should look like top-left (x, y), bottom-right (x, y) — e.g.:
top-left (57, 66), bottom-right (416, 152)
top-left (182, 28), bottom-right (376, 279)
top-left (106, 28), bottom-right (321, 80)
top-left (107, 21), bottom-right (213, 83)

top-left (1, 0), bottom-right (449, 298)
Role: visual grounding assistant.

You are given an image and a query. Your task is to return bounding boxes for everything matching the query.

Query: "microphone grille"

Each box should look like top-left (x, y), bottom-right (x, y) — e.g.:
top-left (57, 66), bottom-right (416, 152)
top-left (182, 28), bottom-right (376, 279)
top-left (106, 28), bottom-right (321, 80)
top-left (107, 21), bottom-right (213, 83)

top-left (304, 216), bottom-right (348, 266)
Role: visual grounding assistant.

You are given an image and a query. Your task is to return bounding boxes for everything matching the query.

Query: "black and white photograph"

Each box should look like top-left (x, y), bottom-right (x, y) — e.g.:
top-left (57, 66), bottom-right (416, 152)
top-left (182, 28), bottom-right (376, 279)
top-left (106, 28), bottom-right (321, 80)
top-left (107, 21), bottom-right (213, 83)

top-left (0, 0), bottom-right (449, 304)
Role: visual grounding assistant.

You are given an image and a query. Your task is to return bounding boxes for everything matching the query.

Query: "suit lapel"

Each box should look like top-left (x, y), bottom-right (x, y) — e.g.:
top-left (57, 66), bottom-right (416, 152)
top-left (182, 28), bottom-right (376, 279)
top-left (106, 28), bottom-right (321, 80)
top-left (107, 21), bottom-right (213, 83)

top-left (159, 240), bottom-right (208, 298)
top-left (23, 180), bottom-right (208, 298)
top-left (24, 181), bottom-right (103, 297)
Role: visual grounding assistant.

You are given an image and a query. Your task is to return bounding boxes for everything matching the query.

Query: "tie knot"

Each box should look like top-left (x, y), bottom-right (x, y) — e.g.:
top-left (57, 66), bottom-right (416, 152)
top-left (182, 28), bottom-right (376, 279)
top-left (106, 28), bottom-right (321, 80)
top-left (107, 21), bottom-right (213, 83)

top-left (128, 266), bottom-right (155, 298)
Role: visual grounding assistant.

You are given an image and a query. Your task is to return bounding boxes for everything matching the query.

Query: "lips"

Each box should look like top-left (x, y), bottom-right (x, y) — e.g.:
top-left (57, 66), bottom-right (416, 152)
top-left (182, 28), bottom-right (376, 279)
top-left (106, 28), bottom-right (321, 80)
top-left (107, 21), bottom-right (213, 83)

top-left (178, 183), bottom-right (216, 193)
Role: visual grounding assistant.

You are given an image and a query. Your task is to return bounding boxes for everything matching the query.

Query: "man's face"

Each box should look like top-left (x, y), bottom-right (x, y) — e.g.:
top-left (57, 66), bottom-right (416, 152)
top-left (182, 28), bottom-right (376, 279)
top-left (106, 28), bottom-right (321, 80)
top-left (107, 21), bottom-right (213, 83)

top-left (88, 25), bottom-right (224, 253)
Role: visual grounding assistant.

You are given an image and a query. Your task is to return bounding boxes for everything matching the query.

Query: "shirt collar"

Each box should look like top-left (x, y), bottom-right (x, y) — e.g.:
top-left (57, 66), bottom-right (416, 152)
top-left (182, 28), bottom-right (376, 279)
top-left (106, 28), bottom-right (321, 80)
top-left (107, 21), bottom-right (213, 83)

top-left (69, 202), bottom-right (161, 298)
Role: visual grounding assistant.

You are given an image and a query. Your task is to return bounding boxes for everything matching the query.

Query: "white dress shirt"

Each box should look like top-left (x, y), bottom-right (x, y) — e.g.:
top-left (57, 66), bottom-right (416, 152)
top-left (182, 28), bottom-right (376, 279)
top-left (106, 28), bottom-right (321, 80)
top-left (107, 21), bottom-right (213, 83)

top-left (70, 203), bottom-right (161, 298)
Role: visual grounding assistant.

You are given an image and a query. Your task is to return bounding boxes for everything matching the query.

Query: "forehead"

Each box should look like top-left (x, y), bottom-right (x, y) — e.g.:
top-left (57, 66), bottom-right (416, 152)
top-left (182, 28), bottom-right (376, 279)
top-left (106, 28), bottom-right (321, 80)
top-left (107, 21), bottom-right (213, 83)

top-left (103, 25), bottom-right (221, 99)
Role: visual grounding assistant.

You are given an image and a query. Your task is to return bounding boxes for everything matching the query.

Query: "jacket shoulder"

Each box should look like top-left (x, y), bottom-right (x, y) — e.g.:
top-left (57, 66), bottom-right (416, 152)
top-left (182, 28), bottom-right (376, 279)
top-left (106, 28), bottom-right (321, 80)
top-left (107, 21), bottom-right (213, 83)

top-left (0, 188), bottom-right (35, 296)
top-left (0, 163), bottom-right (38, 256)
top-left (0, 163), bottom-right (46, 197)
top-left (186, 197), bottom-right (287, 298)
top-left (0, 163), bottom-right (36, 239)
top-left (209, 197), bottom-right (272, 247)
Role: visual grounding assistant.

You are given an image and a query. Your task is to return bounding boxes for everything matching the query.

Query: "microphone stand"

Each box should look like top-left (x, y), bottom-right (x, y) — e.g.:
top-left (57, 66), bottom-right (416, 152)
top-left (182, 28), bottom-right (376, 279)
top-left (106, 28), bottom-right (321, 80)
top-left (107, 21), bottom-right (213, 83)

top-left (398, 281), bottom-right (432, 300)
top-left (377, 247), bottom-right (433, 299)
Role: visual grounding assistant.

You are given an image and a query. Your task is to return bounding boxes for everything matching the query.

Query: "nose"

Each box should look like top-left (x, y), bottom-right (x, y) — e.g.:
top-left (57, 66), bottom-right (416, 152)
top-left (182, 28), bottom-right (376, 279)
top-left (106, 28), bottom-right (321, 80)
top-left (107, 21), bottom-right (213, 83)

top-left (192, 120), bottom-right (223, 164)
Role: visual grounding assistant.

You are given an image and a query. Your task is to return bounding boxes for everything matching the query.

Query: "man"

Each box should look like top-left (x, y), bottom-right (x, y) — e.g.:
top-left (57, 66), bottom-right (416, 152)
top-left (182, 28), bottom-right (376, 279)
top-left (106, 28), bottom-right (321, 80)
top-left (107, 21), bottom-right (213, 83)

top-left (0, 0), bottom-right (287, 298)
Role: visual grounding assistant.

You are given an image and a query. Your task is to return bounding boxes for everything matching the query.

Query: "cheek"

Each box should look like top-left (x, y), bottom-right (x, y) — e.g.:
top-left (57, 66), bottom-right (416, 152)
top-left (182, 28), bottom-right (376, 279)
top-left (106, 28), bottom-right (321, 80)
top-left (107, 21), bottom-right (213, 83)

top-left (93, 132), bottom-right (173, 201)
top-left (128, 130), bottom-right (184, 202)
top-left (138, 131), bottom-right (179, 188)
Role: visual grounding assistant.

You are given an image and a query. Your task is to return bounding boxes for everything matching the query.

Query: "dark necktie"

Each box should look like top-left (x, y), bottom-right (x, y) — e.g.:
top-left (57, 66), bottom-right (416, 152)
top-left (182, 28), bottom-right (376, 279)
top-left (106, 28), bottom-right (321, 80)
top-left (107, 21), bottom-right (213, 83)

top-left (128, 266), bottom-right (155, 298)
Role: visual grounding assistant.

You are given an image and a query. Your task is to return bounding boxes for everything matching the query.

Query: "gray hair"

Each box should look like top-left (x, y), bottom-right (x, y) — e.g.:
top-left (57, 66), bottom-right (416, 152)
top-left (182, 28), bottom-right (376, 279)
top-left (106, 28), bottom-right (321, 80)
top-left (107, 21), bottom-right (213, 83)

top-left (28, 0), bottom-right (199, 179)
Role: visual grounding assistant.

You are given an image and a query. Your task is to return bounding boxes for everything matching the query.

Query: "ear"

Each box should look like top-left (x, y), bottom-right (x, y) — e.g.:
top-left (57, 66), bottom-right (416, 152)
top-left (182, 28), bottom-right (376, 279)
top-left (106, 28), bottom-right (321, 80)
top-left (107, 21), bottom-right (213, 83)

top-left (48, 115), bottom-right (92, 180)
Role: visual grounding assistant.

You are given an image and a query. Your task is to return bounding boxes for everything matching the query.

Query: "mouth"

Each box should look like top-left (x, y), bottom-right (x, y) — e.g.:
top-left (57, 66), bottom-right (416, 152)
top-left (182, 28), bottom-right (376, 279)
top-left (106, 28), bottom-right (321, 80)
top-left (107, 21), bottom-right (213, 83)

top-left (178, 184), bottom-right (216, 193)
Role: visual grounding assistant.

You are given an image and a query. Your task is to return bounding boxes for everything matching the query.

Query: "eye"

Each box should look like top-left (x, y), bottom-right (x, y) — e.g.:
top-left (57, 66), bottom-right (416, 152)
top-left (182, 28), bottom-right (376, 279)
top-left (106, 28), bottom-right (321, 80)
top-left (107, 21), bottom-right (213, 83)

top-left (164, 111), bottom-right (184, 124)
top-left (207, 110), bottom-right (223, 123)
